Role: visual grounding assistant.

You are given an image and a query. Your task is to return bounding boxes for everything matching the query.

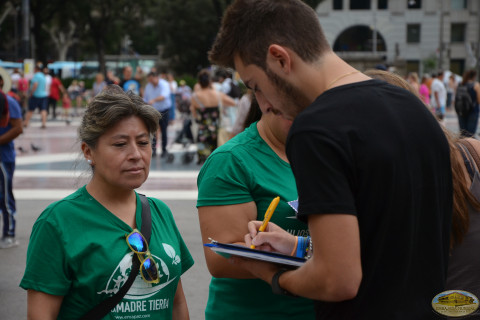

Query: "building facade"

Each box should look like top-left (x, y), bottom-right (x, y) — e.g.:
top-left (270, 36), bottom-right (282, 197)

top-left (315, 0), bottom-right (480, 76)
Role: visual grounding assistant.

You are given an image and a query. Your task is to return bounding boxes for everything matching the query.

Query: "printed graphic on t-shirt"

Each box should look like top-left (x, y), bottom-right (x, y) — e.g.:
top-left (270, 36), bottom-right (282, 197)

top-left (285, 199), bottom-right (310, 236)
top-left (97, 243), bottom-right (181, 317)
top-left (287, 199), bottom-right (298, 214)
top-left (122, 80), bottom-right (140, 95)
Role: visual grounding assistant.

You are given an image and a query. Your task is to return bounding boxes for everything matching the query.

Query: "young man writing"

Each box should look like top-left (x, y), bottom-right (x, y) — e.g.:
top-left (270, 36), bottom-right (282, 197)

top-left (209, 0), bottom-right (452, 318)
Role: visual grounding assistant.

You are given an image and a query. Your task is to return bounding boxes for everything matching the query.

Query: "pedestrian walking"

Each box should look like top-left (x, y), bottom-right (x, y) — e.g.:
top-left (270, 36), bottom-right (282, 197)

top-left (0, 88), bottom-right (23, 249)
top-left (447, 74), bottom-right (457, 110)
top-left (167, 73), bottom-right (178, 122)
top-left (92, 73), bottom-right (107, 98)
top-left (419, 74), bottom-right (431, 107)
top-left (455, 69), bottom-right (480, 137)
top-left (48, 71), bottom-right (65, 120)
top-left (120, 66), bottom-right (140, 95)
top-left (431, 70), bottom-right (447, 121)
top-left (24, 64), bottom-right (48, 129)
top-left (143, 71), bottom-right (171, 158)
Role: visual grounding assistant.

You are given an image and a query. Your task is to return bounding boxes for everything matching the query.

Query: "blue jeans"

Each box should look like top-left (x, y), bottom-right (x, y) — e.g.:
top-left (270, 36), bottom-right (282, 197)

top-left (458, 105), bottom-right (479, 137)
top-left (0, 162), bottom-right (16, 238)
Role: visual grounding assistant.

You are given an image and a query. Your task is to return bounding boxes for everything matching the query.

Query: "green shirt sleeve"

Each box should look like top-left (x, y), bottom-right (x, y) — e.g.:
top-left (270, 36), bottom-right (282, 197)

top-left (20, 209), bottom-right (71, 296)
top-left (197, 150), bottom-right (254, 207)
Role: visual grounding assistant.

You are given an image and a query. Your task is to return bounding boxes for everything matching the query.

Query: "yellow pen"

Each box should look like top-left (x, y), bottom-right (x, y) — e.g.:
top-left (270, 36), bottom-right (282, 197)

top-left (251, 196), bottom-right (280, 249)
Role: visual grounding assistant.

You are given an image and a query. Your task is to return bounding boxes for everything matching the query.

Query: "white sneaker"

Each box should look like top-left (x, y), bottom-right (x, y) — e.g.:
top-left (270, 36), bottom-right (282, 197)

top-left (0, 237), bottom-right (19, 249)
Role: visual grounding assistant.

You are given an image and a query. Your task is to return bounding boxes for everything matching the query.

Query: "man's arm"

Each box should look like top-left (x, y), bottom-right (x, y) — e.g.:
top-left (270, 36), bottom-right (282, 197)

top-left (29, 82), bottom-right (38, 98)
top-left (149, 95), bottom-right (166, 104)
top-left (236, 213), bottom-right (362, 301)
top-left (0, 118), bottom-right (23, 145)
top-left (434, 90), bottom-right (441, 108)
top-left (475, 82), bottom-right (480, 104)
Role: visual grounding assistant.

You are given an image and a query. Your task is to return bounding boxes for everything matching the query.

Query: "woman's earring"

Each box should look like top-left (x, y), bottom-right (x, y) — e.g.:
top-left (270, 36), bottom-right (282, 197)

top-left (87, 159), bottom-right (92, 165)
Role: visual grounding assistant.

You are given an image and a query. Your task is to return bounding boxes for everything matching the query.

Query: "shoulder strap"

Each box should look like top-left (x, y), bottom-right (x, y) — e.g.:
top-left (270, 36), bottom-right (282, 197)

top-left (139, 194), bottom-right (152, 243)
top-left (192, 93), bottom-right (205, 109)
top-left (80, 194), bottom-right (151, 320)
top-left (459, 140), bottom-right (480, 174)
top-left (457, 142), bottom-right (476, 180)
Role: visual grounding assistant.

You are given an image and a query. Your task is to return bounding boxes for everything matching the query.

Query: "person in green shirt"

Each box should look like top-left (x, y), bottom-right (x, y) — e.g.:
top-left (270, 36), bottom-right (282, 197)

top-left (197, 99), bottom-right (315, 320)
top-left (20, 85), bottom-right (194, 320)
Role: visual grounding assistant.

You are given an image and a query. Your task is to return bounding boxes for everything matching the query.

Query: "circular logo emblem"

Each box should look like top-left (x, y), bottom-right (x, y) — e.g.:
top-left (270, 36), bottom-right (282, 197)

top-left (432, 290), bottom-right (479, 317)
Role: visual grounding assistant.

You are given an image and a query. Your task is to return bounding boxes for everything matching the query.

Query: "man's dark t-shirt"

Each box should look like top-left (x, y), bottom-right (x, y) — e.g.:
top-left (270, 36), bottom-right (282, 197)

top-left (286, 79), bottom-right (452, 319)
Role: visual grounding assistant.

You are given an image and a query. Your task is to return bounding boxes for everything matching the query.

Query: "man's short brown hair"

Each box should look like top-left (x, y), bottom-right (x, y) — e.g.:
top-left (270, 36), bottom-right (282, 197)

top-left (209, 0), bottom-right (331, 70)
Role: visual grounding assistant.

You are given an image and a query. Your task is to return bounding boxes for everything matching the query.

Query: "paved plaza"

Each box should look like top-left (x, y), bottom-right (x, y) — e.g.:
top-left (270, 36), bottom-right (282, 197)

top-left (0, 109), bottom-right (464, 319)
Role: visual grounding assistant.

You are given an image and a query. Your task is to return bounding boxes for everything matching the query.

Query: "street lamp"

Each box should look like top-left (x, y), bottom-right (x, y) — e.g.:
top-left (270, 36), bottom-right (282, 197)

top-left (372, 9), bottom-right (377, 55)
top-left (20, 0), bottom-right (30, 59)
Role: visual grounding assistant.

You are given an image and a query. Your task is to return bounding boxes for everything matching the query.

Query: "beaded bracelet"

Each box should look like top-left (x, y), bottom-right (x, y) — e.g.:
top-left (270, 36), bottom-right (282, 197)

top-left (305, 236), bottom-right (313, 260)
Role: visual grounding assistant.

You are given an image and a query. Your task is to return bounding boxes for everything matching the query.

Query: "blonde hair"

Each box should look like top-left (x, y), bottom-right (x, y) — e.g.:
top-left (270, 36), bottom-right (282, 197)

top-left (364, 69), bottom-right (421, 100)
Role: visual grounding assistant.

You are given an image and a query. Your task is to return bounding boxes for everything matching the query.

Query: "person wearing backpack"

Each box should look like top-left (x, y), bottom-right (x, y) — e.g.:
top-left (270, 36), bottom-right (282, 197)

top-left (455, 69), bottom-right (480, 137)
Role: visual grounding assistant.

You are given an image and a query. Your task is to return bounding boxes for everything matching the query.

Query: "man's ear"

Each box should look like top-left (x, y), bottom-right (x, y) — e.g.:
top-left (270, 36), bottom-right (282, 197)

top-left (266, 45), bottom-right (291, 74)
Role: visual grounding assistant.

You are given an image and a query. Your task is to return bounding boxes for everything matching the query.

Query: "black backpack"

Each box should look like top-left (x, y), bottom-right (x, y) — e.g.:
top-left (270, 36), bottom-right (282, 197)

top-left (455, 84), bottom-right (474, 117)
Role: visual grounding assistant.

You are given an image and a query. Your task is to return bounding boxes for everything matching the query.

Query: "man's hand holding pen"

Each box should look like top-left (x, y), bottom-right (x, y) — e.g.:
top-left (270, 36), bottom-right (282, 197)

top-left (245, 221), bottom-right (297, 255)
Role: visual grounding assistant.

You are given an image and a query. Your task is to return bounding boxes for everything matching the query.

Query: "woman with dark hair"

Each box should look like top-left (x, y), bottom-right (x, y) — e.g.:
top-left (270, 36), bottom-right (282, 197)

top-left (190, 69), bottom-right (236, 164)
top-left (196, 96), bottom-right (315, 320)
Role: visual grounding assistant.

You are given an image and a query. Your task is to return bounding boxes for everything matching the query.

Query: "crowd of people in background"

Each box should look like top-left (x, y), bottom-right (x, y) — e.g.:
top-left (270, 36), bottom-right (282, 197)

top-left (1, 58), bottom-right (480, 164)
top-left (406, 68), bottom-right (480, 137)
top-left (2, 61), bottom-right (251, 165)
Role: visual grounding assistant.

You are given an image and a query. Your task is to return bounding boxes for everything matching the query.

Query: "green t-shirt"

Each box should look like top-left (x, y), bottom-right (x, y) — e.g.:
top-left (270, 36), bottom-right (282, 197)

top-left (20, 186), bottom-right (194, 320)
top-left (197, 122), bottom-right (315, 320)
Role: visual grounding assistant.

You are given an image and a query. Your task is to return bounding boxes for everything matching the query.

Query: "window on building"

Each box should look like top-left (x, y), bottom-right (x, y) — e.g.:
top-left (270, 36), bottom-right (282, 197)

top-left (450, 59), bottom-right (465, 76)
top-left (407, 0), bottom-right (421, 9)
top-left (333, 0), bottom-right (343, 10)
top-left (350, 0), bottom-right (370, 9)
top-left (378, 0), bottom-right (388, 9)
top-left (451, 0), bottom-right (467, 10)
top-left (451, 23), bottom-right (466, 42)
top-left (406, 60), bottom-right (420, 74)
top-left (407, 24), bottom-right (421, 43)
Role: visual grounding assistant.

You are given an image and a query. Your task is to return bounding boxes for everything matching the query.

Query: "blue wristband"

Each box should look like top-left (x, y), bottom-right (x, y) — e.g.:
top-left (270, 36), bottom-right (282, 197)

top-left (295, 236), bottom-right (304, 258)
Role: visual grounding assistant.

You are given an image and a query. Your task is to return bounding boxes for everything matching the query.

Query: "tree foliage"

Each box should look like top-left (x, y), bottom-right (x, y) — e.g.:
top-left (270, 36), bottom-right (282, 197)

top-left (1, 0), bottom-right (325, 76)
top-left (153, 0), bottom-right (220, 74)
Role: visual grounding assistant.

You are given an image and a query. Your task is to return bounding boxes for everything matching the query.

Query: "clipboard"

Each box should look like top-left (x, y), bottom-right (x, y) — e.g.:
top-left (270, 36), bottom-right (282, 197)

top-left (204, 239), bottom-right (306, 268)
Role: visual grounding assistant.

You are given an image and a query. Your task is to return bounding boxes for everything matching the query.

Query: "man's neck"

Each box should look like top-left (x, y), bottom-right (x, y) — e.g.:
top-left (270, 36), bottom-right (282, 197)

top-left (295, 52), bottom-right (370, 102)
